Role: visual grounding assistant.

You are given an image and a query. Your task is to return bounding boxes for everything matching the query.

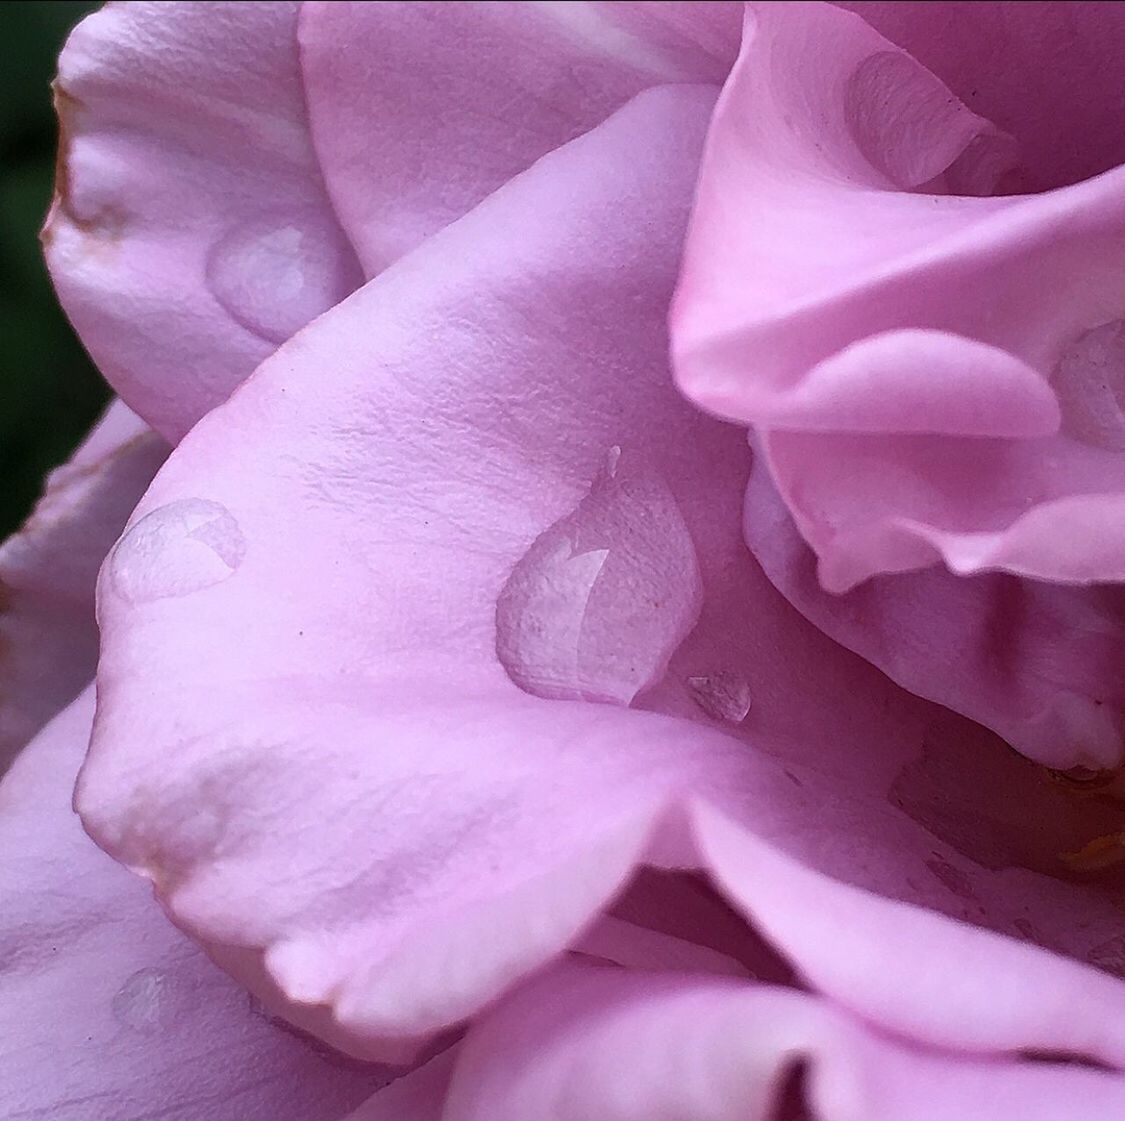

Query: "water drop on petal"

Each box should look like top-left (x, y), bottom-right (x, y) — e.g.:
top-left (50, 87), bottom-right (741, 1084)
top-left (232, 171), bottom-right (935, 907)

top-left (111, 498), bottom-right (245, 603)
top-left (112, 967), bottom-right (194, 1032)
top-left (1053, 319), bottom-right (1125, 451)
top-left (496, 448), bottom-right (702, 705)
top-left (207, 210), bottom-right (360, 344)
top-left (687, 671), bottom-right (752, 724)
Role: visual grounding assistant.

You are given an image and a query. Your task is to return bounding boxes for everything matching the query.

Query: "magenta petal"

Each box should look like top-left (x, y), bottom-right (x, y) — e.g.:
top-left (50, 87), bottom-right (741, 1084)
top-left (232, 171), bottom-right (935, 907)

top-left (673, 0), bottom-right (1125, 588)
top-left (0, 401), bottom-right (164, 772)
top-left (444, 962), bottom-right (1125, 1120)
top-left (298, 0), bottom-right (741, 273)
top-left (45, 2), bottom-right (362, 440)
top-left (0, 692), bottom-right (393, 1120)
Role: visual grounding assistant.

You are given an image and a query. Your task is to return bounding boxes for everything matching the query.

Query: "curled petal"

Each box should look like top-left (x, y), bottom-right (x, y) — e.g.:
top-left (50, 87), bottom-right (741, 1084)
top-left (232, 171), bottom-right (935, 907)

top-left (0, 692), bottom-right (393, 1120)
top-left (46, 2), bottom-right (362, 440)
top-left (298, 0), bottom-right (741, 272)
top-left (674, 1), bottom-right (1125, 588)
top-left (82, 76), bottom-right (1125, 1072)
top-left (0, 401), bottom-right (164, 773)
top-left (444, 962), bottom-right (1125, 1120)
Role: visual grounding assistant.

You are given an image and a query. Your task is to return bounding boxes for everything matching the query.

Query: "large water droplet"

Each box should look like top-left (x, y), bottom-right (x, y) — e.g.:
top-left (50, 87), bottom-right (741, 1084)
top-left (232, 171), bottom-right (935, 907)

top-left (112, 967), bottom-right (194, 1032)
top-left (1053, 320), bottom-right (1125, 451)
top-left (846, 50), bottom-right (1018, 194)
top-left (207, 210), bottom-right (360, 344)
top-left (111, 498), bottom-right (245, 603)
top-left (496, 448), bottom-right (702, 705)
top-left (687, 671), bottom-right (752, 724)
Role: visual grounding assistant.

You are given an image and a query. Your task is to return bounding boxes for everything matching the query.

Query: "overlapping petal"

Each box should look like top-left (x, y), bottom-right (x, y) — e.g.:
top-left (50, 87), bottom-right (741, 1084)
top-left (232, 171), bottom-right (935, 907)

top-left (45, 1), bottom-right (363, 440)
top-left (0, 400), bottom-right (164, 773)
top-left (298, 0), bottom-right (741, 273)
top-left (443, 963), bottom-right (1125, 1120)
top-left (673, 1), bottom-right (1125, 590)
top-left (80, 78), bottom-right (1125, 1076)
top-left (0, 690), bottom-right (393, 1121)
top-left (672, 0), bottom-right (1125, 767)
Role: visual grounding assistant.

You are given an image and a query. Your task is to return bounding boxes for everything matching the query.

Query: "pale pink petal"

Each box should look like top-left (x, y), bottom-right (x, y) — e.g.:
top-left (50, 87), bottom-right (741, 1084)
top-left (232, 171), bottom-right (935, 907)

top-left (0, 401), bottom-right (165, 773)
top-left (81, 81), bottom-right (1125, 1069)
top-left (45, 2), bottom-right (362, 441)
top-left (695, 803), bottom-right (1125, 1068)
top-left (0, 690), bottom-right (393, 1121)
top-left (445, 962), bottom-right (1125, 1120)
top-left (298, 0), bottom-right (741, 273)
top-left (745, 458), bottom-right (1125, 769)
top-left (673, 1), bottom-right (1125, 590)
top-left (83, 87), bottom-right (760, 1060)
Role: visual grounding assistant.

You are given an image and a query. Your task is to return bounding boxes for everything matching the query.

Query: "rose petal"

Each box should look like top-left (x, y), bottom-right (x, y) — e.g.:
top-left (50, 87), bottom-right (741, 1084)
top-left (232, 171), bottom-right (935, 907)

top-left (673, 0), bottom-right (1125, 589)
top-left (745, 458), bottom-right (1125, 769)
top-left (343, 1050), bottom-right (456, 1121)
top-left (445, 962), bottom-right (1125, 1120)
top-left (695, 803), bottom-right (1125, 1069)
top-left (0, 400), bottom-right (165, 773)
top-left (84, 86), bottom-right (756, 1061)
top-left (82, 80), bottom-right (1125, 1069)
top-left (45, 1), bottom-right (363, 440)
top-left (840, 1), bottom-right (1125, 192)
top-left (0, 690), bottom-right (393, 1121)
top-left (298, 0), bottom-right (741, 274)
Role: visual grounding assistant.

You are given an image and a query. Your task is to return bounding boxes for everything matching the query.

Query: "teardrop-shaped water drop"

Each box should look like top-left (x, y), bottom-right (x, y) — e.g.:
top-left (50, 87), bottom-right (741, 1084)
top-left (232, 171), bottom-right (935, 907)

top-left (110, 498), bottom-right (245, 603)
top-left (687, 671), bottom-right (752, 724)
top-left (496, 448), bottom-right (702, 705)
top-left (1053, 319), bottom-right (1125, 452)
top-left (112, 967), bottom-right (195, 1033)
top-left (206, 210), bottom-right (360, 344)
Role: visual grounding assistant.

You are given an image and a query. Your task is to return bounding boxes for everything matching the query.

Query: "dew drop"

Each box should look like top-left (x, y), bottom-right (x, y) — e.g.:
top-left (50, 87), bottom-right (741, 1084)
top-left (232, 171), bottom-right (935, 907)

top-left (496, 448), bottom-right (702, 705)
top-left (206, 210), bottom-right (361, 344)
top-left (686, 671), bottom-right (752, 724)
top-left (111, 498), bottom-right (245, 603)
top-left (112, 967), bottom-right (193, 1032)
top-left (1053, 320), bottom-right (1125, 451)
top-left (846, 50), bottom-right (1018, 194)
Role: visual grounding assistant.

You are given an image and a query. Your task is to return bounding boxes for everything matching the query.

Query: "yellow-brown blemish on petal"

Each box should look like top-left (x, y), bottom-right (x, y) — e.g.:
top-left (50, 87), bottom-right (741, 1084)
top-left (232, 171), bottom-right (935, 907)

top-left (42, 80), bottom-right (126, 251)
top-left (1060, 833), bottom-right (1125, 872)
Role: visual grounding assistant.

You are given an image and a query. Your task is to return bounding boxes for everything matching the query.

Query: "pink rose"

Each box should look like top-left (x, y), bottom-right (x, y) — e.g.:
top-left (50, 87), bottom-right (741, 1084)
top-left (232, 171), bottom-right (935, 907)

top-left (4, 3), bottom-right (1125, 1118)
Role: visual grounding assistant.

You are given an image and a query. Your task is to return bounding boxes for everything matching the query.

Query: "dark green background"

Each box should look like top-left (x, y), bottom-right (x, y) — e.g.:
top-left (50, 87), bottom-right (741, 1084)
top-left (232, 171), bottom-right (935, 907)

top-left (1, 1), bottom-right (106, 540)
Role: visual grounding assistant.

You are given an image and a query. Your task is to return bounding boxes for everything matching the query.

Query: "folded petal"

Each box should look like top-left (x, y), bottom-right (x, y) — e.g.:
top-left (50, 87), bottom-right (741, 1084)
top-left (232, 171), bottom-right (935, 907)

top-left (745, 458), bottom-right (1125, 768)
top-left (0, 691), bottom-right (393, 1121)
top-left (695, 804), bottom-right (1125, 1069)
top-left (445, 962), bottom-right (1125, 1120)
top-left (673, 1), bottom-right (1125, 589)
top-left (298, 0), bottom-right (741, 273)
top-left (82, 78), bottom-right (1125, 1072)
top-left (0, 400), bottom-right (165, 773)
top-left (841, 2), bottom-right (1125, 192)
top-left (45, 2), bottom-right (363, 440)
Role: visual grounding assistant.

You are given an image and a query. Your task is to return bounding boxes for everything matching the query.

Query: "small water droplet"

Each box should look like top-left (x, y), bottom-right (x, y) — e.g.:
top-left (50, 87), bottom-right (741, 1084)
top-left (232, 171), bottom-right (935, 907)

top-left (206, 210), bottom-right (361, 344)
top-left (687, 671), bottom-right (752, 723)
top-left (111, 498), bottom-right (245, 603)
top-left (496, 448), bottom-right (701, 705)
top-left (112, 967), bottom-right (193, 1032)
top-left (1053, 320), bottom-right (1125, 451)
